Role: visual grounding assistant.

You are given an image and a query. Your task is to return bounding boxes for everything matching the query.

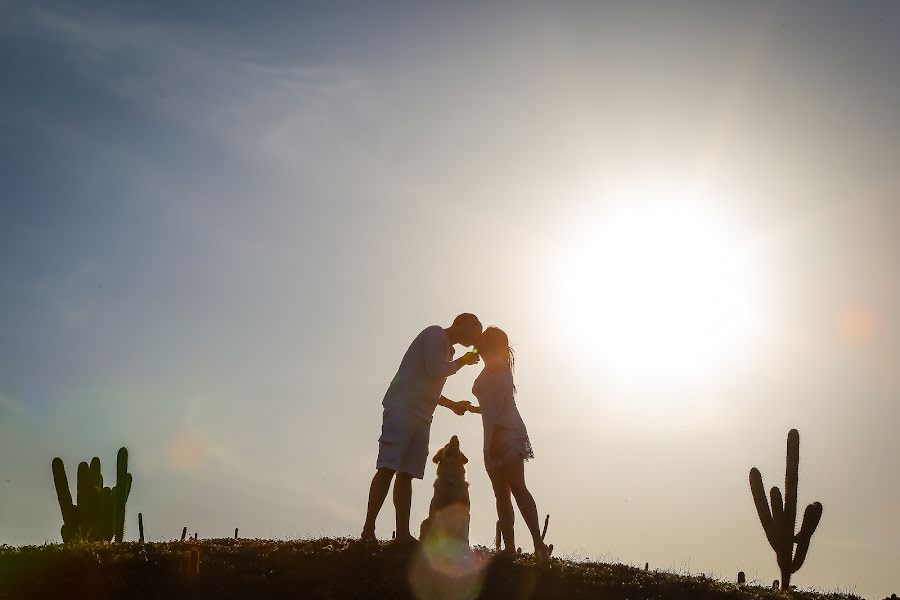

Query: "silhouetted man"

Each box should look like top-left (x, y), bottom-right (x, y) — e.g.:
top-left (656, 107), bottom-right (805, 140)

top-left (361, 313), bottom-right (483, 543)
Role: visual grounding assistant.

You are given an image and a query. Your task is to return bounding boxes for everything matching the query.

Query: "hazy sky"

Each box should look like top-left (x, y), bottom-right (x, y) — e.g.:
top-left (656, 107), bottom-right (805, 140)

top-left (2, 2), bottom-right (899, 598)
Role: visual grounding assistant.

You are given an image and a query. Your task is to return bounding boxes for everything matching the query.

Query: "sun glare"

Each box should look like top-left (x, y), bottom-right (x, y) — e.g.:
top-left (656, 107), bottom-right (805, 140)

top-left (555, 196), bottom-right (764, 383)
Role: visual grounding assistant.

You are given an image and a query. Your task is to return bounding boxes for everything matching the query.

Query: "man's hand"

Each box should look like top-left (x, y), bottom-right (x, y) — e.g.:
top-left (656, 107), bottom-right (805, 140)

top-left (450, 402), bottom-right (472, 417)
top-left (439, 395), bottom-right (470, 416)
top-left (457, 351), bottom-right (480, 367)
top-left (451, 401), bottom-right (473, 416)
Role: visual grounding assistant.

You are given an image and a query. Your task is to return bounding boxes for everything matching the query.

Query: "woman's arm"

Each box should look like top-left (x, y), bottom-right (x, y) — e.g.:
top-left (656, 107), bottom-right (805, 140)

top-left (466, 403), bottom-right (482, 414)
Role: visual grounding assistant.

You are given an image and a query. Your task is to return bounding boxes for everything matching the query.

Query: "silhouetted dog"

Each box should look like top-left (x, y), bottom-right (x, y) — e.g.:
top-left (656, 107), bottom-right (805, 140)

top-left (420, 435), bottom-right (470, 546)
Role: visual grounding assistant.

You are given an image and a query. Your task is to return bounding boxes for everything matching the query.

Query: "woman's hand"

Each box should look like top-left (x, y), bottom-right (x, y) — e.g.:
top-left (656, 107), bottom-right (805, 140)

top-left (440, 396), bottom-right (471, 416)
top-left (452, 400), bottom-right (472, 416)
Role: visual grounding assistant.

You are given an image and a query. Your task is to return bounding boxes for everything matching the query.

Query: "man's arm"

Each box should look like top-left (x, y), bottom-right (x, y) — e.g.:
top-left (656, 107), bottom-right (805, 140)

top-left (424, 329), bottom-right (478, 378)
top-left (438, 395), bottom-right (470, 416)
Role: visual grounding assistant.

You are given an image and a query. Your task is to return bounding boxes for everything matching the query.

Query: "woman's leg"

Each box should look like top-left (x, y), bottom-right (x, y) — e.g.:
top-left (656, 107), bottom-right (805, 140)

top-left (506, 459), bottom-right (547, 557)
top-left (487, 467), bottom-right (515, 552)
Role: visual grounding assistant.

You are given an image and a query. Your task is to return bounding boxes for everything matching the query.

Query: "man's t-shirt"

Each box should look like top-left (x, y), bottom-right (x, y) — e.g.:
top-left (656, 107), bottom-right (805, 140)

top-left (382, 325), bottom-right (460, 423)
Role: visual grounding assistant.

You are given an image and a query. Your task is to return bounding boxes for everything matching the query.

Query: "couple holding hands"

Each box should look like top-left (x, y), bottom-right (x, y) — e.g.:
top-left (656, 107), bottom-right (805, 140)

top-left (361, 313), bottom-right (548, 559)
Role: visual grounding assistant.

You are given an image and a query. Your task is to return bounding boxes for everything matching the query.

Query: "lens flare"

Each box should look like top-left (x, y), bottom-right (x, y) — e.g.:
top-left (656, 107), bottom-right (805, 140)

top-left (408, 505), bottom-right (487, 600)
top-left (167, 430), bottom-right (208, 471)
top-left (839, 305), bottom-right (878, 345)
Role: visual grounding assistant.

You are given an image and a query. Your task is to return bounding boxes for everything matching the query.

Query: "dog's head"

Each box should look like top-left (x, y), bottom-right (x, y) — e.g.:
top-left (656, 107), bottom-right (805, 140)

top-left (432, 435), bottom-right (468, 484)
top-left (432, 435), bottom-right (468, 465)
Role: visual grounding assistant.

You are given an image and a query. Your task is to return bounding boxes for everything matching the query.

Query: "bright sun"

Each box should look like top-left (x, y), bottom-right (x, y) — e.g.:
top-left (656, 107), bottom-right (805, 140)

top-left (555, 198), bottom-right (764, 383)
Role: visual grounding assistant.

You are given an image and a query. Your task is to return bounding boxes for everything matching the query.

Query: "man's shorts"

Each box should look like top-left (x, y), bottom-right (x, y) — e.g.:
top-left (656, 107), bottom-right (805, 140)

top-left (376, 408), bottom-right (431, 480)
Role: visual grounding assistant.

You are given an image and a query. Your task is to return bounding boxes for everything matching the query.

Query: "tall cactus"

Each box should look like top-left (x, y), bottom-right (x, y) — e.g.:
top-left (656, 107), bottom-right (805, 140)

top-left (51, 447), bottom-right (132, 543)
top-left (113, 447), bottom-right (132, 542)
top-left (749, 429), bottom-right (823, 590)
top-left (51, 457), bottom-right (78, 542)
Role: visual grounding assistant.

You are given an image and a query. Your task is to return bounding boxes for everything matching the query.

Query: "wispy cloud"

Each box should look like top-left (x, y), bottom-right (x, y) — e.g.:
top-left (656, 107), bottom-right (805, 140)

top-left (19, 6), bottom-right (372, 173)
top-left (0, 391), bottom-right (27, 418)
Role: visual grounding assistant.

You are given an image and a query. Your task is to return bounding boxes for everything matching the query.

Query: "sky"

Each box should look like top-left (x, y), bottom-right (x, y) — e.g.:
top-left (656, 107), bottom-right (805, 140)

top-left (1, 1), bottom-right (899, 597)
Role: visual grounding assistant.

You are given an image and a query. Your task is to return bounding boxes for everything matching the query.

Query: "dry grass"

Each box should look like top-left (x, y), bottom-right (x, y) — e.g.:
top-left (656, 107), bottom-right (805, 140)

top-left (0, 538), bottom-right (866, 600)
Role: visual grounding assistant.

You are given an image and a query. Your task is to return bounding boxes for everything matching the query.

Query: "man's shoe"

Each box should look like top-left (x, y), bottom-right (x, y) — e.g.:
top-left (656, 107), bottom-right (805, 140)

top-left (387, 535), bottom-right (418, 547)
top-left (360, 529), bottom-right (378, 543)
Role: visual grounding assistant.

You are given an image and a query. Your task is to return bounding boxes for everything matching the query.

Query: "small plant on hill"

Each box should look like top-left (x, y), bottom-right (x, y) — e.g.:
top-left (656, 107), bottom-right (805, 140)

top-left (51, 447), bottom-right (133, 543)
top-left (749, 429), bottom-right (823, 590)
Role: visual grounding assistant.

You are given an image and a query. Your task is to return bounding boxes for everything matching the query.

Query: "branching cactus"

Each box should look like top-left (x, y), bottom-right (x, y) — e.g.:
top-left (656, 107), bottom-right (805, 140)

top-left (51, 447), bottom-right (132, 543)
top-left (749, 429), bottom-right (823, 590)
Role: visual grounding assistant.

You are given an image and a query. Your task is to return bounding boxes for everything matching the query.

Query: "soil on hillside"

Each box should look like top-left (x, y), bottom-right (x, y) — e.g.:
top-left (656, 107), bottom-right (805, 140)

top-left (0, 538), bottom-right (865, 600)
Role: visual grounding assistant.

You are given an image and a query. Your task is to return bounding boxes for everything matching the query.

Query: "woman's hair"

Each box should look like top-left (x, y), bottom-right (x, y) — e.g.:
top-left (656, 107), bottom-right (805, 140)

top-left (481, 326), bottom-right (516, 391)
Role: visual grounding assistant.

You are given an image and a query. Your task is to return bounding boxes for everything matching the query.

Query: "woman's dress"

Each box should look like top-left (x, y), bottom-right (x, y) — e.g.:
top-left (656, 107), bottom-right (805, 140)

top-left (472, 368), bottom-right (534, 472)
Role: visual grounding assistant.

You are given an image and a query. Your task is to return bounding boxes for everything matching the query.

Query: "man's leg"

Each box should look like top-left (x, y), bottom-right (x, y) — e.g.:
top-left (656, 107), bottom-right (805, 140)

top-left (393, 472), bottom-right (414, 542)
top-left (362, 468), bottom-right (395, 540)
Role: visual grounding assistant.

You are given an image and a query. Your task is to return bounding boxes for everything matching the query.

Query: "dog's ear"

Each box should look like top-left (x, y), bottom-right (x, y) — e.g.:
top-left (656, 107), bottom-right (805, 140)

top-left (432, 448), bottom-right (444, 463)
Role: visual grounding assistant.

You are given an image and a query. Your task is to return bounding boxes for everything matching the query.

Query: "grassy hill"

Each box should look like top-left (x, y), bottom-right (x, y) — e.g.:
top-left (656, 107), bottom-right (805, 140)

top-left (0, 537), bottom-right (865, 600)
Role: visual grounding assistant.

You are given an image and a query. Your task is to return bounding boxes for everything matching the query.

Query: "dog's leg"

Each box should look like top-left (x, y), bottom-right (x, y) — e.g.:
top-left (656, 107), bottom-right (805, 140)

top-left (463, 509), bottom-right (471, 547)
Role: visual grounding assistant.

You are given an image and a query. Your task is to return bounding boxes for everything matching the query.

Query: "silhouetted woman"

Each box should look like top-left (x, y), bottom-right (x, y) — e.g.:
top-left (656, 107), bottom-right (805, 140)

top-left (466, 326), bottom-right (548, 559)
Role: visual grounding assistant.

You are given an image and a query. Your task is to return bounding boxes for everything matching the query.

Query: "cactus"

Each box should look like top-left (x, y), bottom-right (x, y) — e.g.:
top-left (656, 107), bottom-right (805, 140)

top-left (113, 447), bottom-right (132, 542)
top-left (138, 513), bottom-right (144, 544)
top-left (51, 447), bottom-right (133, 543)
top-left (51, 458), bottom-right (78, 542)
top-left (181, 527), bottom-right (187, 542)
top-left (749, 429), bottom-right (823, 590)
